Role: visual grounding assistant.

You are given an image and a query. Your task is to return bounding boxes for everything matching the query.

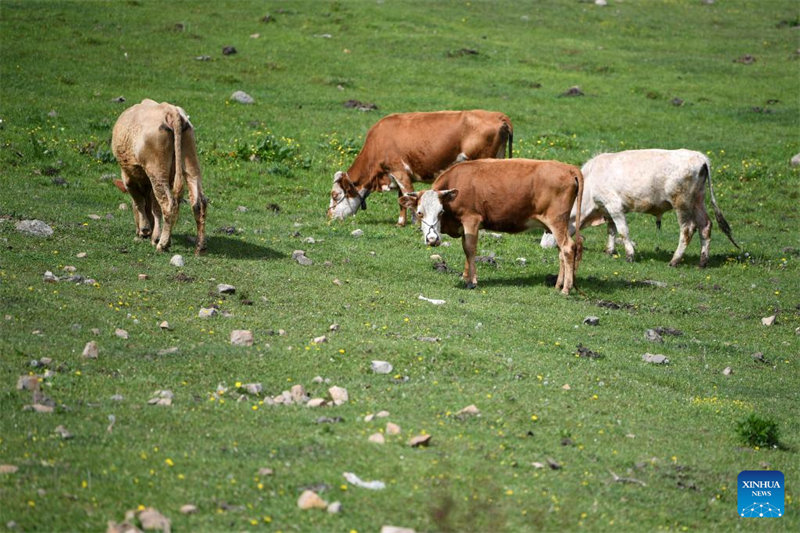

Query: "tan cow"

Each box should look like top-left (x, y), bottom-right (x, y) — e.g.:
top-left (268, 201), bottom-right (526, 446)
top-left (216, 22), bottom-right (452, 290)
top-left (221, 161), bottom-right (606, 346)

top-left (327, 110), bottom-right (512, 225)
top-left (398, 159), bottom-right (584, 294)
top-left (112, 99), bottom-right (207, 254)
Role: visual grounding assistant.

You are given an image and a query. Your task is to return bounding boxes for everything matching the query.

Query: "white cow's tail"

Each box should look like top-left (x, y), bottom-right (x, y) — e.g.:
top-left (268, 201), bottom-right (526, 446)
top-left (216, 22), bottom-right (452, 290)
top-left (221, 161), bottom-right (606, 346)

top-left (702, 160), bottom-right (738, 248)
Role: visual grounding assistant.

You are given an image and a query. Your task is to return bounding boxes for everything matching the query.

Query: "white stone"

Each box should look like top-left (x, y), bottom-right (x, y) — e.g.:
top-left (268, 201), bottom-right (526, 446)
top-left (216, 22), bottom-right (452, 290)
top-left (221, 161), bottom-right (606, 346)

top-left (328, 386), bottom-right (348, 405)
top-left (231, 90), bottom-right (254, 104)
top-left (230, 329), bottom-right (253, 346)
top-left (82, 341), bottom-right (99, 359)
top-left (170, 254), bottom-right (185, 267)
top-left (217, 284), bottom-right (236, 294)
top-left (198, 308), bottom-right (218, 318)
top-left (370, 360), bottom-right (393, 374)
top-left (351, 229), bottom-right (364, 237)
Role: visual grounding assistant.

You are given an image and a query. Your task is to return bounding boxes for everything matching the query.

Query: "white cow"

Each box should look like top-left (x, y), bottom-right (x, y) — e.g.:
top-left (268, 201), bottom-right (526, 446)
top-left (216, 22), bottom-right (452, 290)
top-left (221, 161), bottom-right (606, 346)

top-left (541, 149), bottom-right (737, 267)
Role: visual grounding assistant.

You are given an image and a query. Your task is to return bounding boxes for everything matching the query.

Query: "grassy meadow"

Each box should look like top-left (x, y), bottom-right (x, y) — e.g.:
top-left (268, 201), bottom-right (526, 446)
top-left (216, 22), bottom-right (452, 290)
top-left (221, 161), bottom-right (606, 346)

top-left (1, 0), bottom-right (799, 531)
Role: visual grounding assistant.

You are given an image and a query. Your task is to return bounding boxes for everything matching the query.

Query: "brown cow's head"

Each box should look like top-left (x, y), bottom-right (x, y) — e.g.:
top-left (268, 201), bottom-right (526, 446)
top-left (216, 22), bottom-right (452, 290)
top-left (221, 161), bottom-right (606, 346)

top-left (327, 171), bottom-right (366, 220)
top-left (399, 189), bottom-right (458, 246)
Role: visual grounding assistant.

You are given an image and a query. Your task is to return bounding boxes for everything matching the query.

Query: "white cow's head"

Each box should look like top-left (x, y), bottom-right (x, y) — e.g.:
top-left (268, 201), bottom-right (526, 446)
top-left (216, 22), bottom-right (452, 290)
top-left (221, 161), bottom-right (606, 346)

top-left (399, 189), bottom-right (458, 246)
top-left (327, 171), bottom-right (365, 220)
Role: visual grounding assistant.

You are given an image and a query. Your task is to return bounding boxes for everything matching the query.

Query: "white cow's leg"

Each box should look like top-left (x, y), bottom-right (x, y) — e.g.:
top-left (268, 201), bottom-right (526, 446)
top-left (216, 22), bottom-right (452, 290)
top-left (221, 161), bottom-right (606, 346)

top-left (670, 209), bottom-right (697, 267)
top-left (146, 164), bottom-right (176, 252)
top-left (394, 173), bottom-right (414, 227)
top-left (606, 210), bottom-right (634, 262)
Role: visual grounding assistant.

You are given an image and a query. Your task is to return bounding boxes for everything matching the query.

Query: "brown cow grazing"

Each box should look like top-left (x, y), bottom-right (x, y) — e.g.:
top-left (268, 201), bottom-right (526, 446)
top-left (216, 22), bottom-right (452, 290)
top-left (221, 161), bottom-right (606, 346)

top-left (327, 110), bottom-right (512, 226)
top-left (112, 99), bottom-right (207, 254)
top-left (398, 159), bottom-right (584, 294)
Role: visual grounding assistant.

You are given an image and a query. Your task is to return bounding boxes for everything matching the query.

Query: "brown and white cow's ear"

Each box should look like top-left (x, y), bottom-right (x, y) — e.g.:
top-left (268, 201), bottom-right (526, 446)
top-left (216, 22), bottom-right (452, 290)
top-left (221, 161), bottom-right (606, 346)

top-left (333, 171), bottom-right (345, 183)
top-left (439, 189), bottom-right (459, 202)
top-left (398, 192), bottom-right (419, 210)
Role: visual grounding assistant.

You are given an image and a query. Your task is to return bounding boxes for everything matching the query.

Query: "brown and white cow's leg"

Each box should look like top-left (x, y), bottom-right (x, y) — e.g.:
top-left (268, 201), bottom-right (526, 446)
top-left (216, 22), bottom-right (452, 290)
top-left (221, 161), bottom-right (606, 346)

top-left (393, 172), bottom-right (415, 226)
top-left (551, 225), bottom-right (576, 294)
top-left (460, 217), bottom-right (481, 289)
top-left (669, 208), bottom-right (698, 267)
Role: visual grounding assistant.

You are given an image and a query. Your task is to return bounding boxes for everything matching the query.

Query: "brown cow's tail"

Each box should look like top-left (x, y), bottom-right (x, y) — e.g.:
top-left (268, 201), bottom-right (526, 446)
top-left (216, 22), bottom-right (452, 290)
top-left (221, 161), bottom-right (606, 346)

top-left (572, 167), bottom-right (584, 267)
top-left (164, 107), bottom-right (186, 200)
top-left (702, 160), bottom-right (739, 248)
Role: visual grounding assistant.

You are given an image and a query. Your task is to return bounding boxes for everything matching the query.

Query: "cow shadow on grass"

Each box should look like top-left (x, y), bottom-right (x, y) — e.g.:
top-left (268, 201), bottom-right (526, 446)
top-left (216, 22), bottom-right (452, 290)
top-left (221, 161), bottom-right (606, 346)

top-left (200, 235), bottom-right (285, 260)
top-left (630, 249), bottom-right (731, 268)
top-left (474, 273), bottom-right (631, 292)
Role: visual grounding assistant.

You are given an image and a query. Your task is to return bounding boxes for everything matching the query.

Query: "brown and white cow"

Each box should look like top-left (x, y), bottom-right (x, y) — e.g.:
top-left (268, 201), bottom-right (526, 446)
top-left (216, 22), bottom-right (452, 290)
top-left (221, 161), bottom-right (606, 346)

top-left (327, 110), bottom-right (512, 225)
top-left (112, 99), bottom-right (207, 254)
top-left (540, 149), bottom-right (737, 267)
top-left (398, 159), bottom-right (584, 294)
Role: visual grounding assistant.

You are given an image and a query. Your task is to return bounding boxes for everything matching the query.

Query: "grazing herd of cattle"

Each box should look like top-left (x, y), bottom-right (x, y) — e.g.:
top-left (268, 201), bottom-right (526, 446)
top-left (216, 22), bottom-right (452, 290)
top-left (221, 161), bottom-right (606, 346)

top-left (111, 100), bottom-right (738, 295)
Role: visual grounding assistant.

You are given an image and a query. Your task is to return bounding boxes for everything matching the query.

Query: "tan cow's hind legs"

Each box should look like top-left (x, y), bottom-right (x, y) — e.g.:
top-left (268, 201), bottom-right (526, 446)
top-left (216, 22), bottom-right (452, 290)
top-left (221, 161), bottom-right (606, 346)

top-left (551, 226), bottom-right (577, 295)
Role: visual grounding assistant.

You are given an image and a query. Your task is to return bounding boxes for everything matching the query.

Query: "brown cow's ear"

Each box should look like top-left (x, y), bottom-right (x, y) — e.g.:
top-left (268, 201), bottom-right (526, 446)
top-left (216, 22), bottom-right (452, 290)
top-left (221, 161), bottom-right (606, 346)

top-left (398, 193), bottom-right (419, 209)
top-left (439, 189), bottom-right (459, 202)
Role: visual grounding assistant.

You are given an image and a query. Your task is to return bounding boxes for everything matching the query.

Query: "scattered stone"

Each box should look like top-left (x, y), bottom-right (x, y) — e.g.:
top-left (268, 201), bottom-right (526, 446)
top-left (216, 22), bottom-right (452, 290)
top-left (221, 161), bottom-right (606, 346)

top-left (110, 394), bottom-right (124, 402)
top-left (231, 90), bottom-right (253, 104)
top-left (138, 274), bottom-right (149, 281)
top-left (312, 335), bottom-right (327, 344)
top-left (292, 250), bottom-right (312, 266)
top-left (751, 352), bottom-right (768, 364)
top-left (343, 472), bottom-right (386, 490)
top-left (217, 284), bottom-right (236, 294)
top-left (137, 507), bottom-right (171, 532)
top-left (328, 386), bottom-right (348, 405)
top-left (332, 278), bottom-right (343, 286)
top-left (653, 326), bottom-right (683, 336)
top-left (329, 323), bottom-right (340, 332)
top-left (376, 410), bottom-right (390, 418)
top-left (642, 353), bottom-right (669, 365)
top-left (0, 465), bottom-right (19, 474)
top-left (230, 329), bottom-right (254, 346)
top-left (297, 490), bottom-right (328, 510)
top-left (734, 54), bottom-right (756, 64)
top-left (560, 85), bottom-right (584, 97)
top-left (418, 294), bottom-right (445, 305)
top-left (82, 341), bottom-right (99, 359)
top-left (327, 501), bottom-right (342, 514)
top-left (180, 504), bottom-right (197, 515)
top-left (722, 366), bottom-right (733, 376)
top-left (644, 329), bottom-right (663, 343)
top-left (595, 0), bottom-right (607, 5)
top-left (456, 404), bottom-right (480, 416)
top-left (316, 416), bottom-right (344, 424)
top-left (195, 55), bottom-right (211, 61)
top-left (257, 467), bottom-right (274, 476)
top-left (343, 100), bottom-right (378, 112)
top-left (159, 321), bottom-right (170, 330)
top-left (546, 457), bottom-right (562, 470)
top-left (380, 527), bottom-right (416, 533)
top-left (306, 398), bottom-right (326, 408)
top-left (791, 153), bottom-right (800, 167)
top-left (148, 390), bottom-right (173, 406)
top-left (562, 384), bottom-right (571, 390)
top-left (16, 219), bottom-right (54, 237)
top-left (583, 316), bottom-right (600, 326)
top-left (290, 384), bottom-right (308, 403)
top-left (111, 96), bottom-right (126, 103)
top-left (515, 257), bottom-right (527, 266)
top-left (54, 425), bottom-right (73, 440)
top-left (27, 404), bottom-right (54, 413)
top-left (409, 434), bottom-right (432, 447)
top-left (312, 376), bottom-right (325, 384)
top-left (43, 271), bottom-right (58, 283)
top-left (531, 462), bottom-right (545, 469)
top-left (761, 315), bottom-right (776, 326)
top-left (368, 433), bottom-right (385, 444)
top-left (370, 360), bottom-right (393, 374)
top-left (351, 229), bottom-right (364, 237)
top-left (16, 375), bottom-right (40, 390)
top-left (115, 328), bottom-right (129, 339)
top-left (157, 347), bottom-right (179, 356)
top-left (576, 344), bottom-right (603, 359)
top-left (169, 255), bottom-right (184, 267)
top-left (198, 308), bottom-right (218, 318)
top-left (386, 422), bottom-right (401, 435)
top-left (222, 46), bottom-right (237, 56)
top-left (76, 252), bottom-right (87, 258)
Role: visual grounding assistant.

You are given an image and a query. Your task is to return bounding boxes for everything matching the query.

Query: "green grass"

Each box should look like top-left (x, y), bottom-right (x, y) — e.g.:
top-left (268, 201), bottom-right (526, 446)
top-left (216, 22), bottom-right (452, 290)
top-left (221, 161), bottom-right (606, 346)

top-left (1, 0), bottom-right (799, 531)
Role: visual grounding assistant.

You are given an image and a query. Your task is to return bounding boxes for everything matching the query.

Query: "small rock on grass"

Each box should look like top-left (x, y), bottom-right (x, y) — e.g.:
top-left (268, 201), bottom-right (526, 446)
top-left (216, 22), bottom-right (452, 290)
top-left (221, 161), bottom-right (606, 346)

top-left (761, 315), bottom-right (776, 326)
top-left (230, 329), bottom-right (253, 346)
top-left (381, 527), bottom-right (416, 533)
top-left (292, 250), bottom-right (313, 266)
top-left (82, 341), bottom-right (99, 359)
top-left (198, 307), bottom-right (218, 318)
top-left (583, 316), bottom-right (599, 326)
top-left (170, 255), bottom-right (184, 267)
top-left (16, 219), bottom-right (53, 237)
top-left (642, 353), bottom-right (669, 365)
top-left (371, 360), bottom-right (393, 374)
top-left (722, 366), bottom-right (733, 376)
top-left (368, 433), bottom-right (385, 444)
top-left (386, 422), bottom-right (401, 435)
top-left (644, 329), bottom-right (663, 343)
top-left (408, 434), bottom-right (432, 447)
top-left (180, 504), bottom-right (198, 515)
top-left (456, 404), bottom-right (480, 416)
top-left (115, 328), bottom-right (129, 339)
top-left (217, 283), bottom-right (236, 294)
top-left (0, 464), bottom-right (19, 474)
top-left (297, 490), bottom-right (327, 510)
top-left (351, 229), bottom-right (364, 237)
top-left (54, 425), bottom-right (73, 439)
top-left (328, 386), bottom-right (348, 405)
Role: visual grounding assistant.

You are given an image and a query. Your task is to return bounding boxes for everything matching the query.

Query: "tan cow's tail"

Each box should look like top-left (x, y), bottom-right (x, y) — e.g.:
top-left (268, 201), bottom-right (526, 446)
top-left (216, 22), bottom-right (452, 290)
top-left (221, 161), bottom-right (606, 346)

top-left (702, 160), bottom-right (738, 248)
top-left (572, 167), bottom-right (584, 267)
top-left (164, 107), bottom-right (185, 200)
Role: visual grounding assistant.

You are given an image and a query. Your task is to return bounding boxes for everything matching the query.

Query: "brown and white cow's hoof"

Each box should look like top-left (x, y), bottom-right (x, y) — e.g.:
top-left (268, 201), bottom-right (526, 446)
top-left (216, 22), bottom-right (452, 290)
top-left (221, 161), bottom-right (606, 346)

top-left (465, 281), bottom-right (477, 290)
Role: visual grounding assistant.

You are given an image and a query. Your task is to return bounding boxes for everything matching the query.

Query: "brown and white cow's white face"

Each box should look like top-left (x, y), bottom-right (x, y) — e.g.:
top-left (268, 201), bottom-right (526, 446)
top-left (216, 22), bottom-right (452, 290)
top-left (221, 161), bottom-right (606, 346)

top-left (399, 189), bottom-right (458, 246)
top-left (327, 171), bottom-right (364, 220)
